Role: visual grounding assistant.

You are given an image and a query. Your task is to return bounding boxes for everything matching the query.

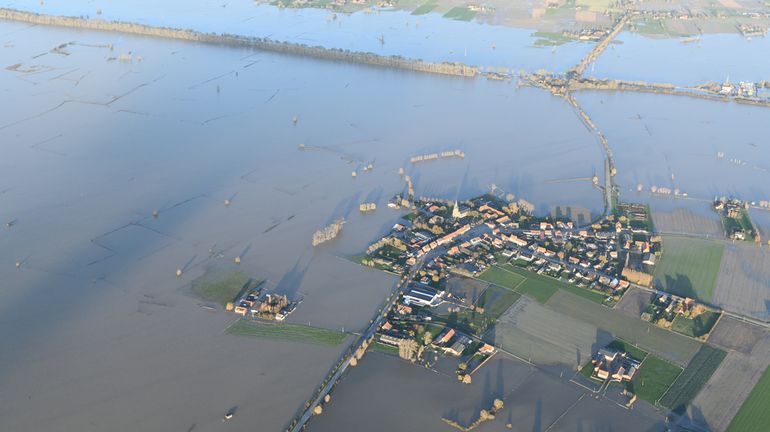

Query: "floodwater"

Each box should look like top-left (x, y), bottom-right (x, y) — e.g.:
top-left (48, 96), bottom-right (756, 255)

top-left (590, 31), bottom-right (770, 86)
top-left (575, 91), bottom-right (770, 209)
top-left (1, 0), bottom-right (594, 71)
top-left (311, 352), bottom-right (667, 432)
top-left (0, 19), bottom-right (604, 431)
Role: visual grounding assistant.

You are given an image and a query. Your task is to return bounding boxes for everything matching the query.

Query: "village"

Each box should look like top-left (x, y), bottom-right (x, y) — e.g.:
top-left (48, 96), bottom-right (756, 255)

top-left (345, 191), bottom-right (729, 404)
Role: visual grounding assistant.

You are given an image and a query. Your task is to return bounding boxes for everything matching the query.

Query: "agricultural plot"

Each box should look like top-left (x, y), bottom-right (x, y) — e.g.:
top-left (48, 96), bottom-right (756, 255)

top-left (614, 287), bottom-right (653, 319)
top-left (660, 345), bottom-right (727, 414)
top-left (690, 335), bottom-right (770, 432)
top-left (653, 236), bottom-right (724, 302)
top-left (651, 207), bottom-right (723, 237)
top-left (707, 316), bottom-right (767, 354)
top-left (630, 356), bottom-right (683, 405)
top-left (670, 310), bottom-right (721, 339)
top-left (712, 244), bottom-right (770, 322)
top-left (487, 297), bottom-right (613, 367)
top-left (226, 320), bottom-right (348, 346)
top-left (547, 290), bottom-right (702, 366)
top-left (726, 353), bottom-right (770, 432)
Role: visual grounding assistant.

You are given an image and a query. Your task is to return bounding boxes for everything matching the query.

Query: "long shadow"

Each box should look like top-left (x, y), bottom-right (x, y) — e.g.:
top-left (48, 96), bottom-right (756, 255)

top-left (274, 256), bottom-right (311, 300)
top-left (654, 274), bottom-right (697, 300)
top-left (532, 399), bottom-right (542, 432)
top-left (325, 192), bottom-right (362, 225)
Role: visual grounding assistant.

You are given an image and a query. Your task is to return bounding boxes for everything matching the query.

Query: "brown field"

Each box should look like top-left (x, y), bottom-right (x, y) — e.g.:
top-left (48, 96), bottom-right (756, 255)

top-left (712, 244), bottom-right (770, 322)
top-left (707, 316), bottom-right (767, 354)
top-left (487, 297), bottom-right (614, 367)
top-left (547, 290), bottom-right (702, 367)
top-left (687, 335), bottom-right (770, 432)
top-left (651, 207), bottom-right (723, 238)
top-left (614, 287), bottom-right (653, 319)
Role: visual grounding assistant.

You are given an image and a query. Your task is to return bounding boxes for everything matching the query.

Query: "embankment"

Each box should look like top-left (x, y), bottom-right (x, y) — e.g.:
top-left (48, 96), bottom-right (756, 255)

top-left (0, 8), bottom-right (478, 78)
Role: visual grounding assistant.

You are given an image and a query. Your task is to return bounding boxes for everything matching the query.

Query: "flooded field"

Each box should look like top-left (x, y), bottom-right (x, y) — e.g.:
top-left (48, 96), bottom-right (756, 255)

top-left (713, 243), bottom-right (770, 321)
top-left (486, 296), bottom-right (613, 367)
top-left (651, 205), bottom-right (723, 237)
top-left (591, 31), bottom-right (770, 86)
top-left (0, 18), bottom-right (605, 431)
top-left (575, 91), bottom-right (770, 208)
top-left (0, 0), bottom-right (595, 71)
top-left (310, 352), bottom-right (666, 432)
top-left (4, 2), bottom-right (770, 430)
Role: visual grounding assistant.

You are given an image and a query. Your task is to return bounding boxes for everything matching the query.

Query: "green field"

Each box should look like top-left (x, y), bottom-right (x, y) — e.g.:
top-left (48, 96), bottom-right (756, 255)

top-left (500, 264), bottom-right (608, 304)
top-left (478, 266), bottom-right (526, 290)
top-left (607, 339), bottom-right (648, 362)
top-left (660, 345), bottom-right (727, 413)
top-left (442, 6), bottom-right (476, 21)
top-left (653, 236), bottom-right (725, 302)
top-left (411, 2), bottom-right (437, 15)
top-left (671, 311), bottom-right (721, 339)
top-left (532, 31), bottom-right (572, 47)
top-left (226, 320), bottom-right (348, 346)
top-left (547, 290), bottom-right (702, 367)
top-left (475, 285), bottom-right (521, 318)
top-left (727, 364), bottom-right (770, 432)
top-left (370, 340), bottom-right (400, 356)
top-left (630, 356), bottom-right (683, 404)
top-left (191, 270), bottom-right (261, 307)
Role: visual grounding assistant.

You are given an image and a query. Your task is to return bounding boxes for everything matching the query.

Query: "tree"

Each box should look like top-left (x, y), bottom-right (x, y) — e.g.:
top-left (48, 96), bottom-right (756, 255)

top-left (423, 331), bottom-right (433, 346)
top-left (493, 399), bottom-right (504, 412)
top-left (398, 339), bottom-right (418, 361)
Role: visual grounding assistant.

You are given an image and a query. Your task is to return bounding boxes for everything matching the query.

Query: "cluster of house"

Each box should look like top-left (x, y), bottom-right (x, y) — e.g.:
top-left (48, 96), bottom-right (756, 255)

top-left (561, 28), bottom-right (610, 42)
top-left (713, 197), bottom-right (758, 241)
top-left (720, 78), bottom-right (761, 98)
top-left (641, 293), bottom-right (718, 331)
top-left (362, 195), bottom-right (654, 308)
top-left (228, 291), bottom-right (298, 321)
top-left (590, 347), bottom-right (640, 383)
top-left (377, 311), bottom-right (495, 359)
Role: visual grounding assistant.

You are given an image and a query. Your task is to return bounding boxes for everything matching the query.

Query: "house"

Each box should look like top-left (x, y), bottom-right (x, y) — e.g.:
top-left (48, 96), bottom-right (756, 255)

top-left (445, 335), bottom-right (472, 356)
top-left (379, 333), bottom-right (407, 347)
top-left (435, 328), bottom-right (456, 346)
top-left (592, 348), bottom-right (639, 382)
top-left (478, 344), bottom-right (496, 355)
top-left (643, 253), bottom-right (656, 266)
